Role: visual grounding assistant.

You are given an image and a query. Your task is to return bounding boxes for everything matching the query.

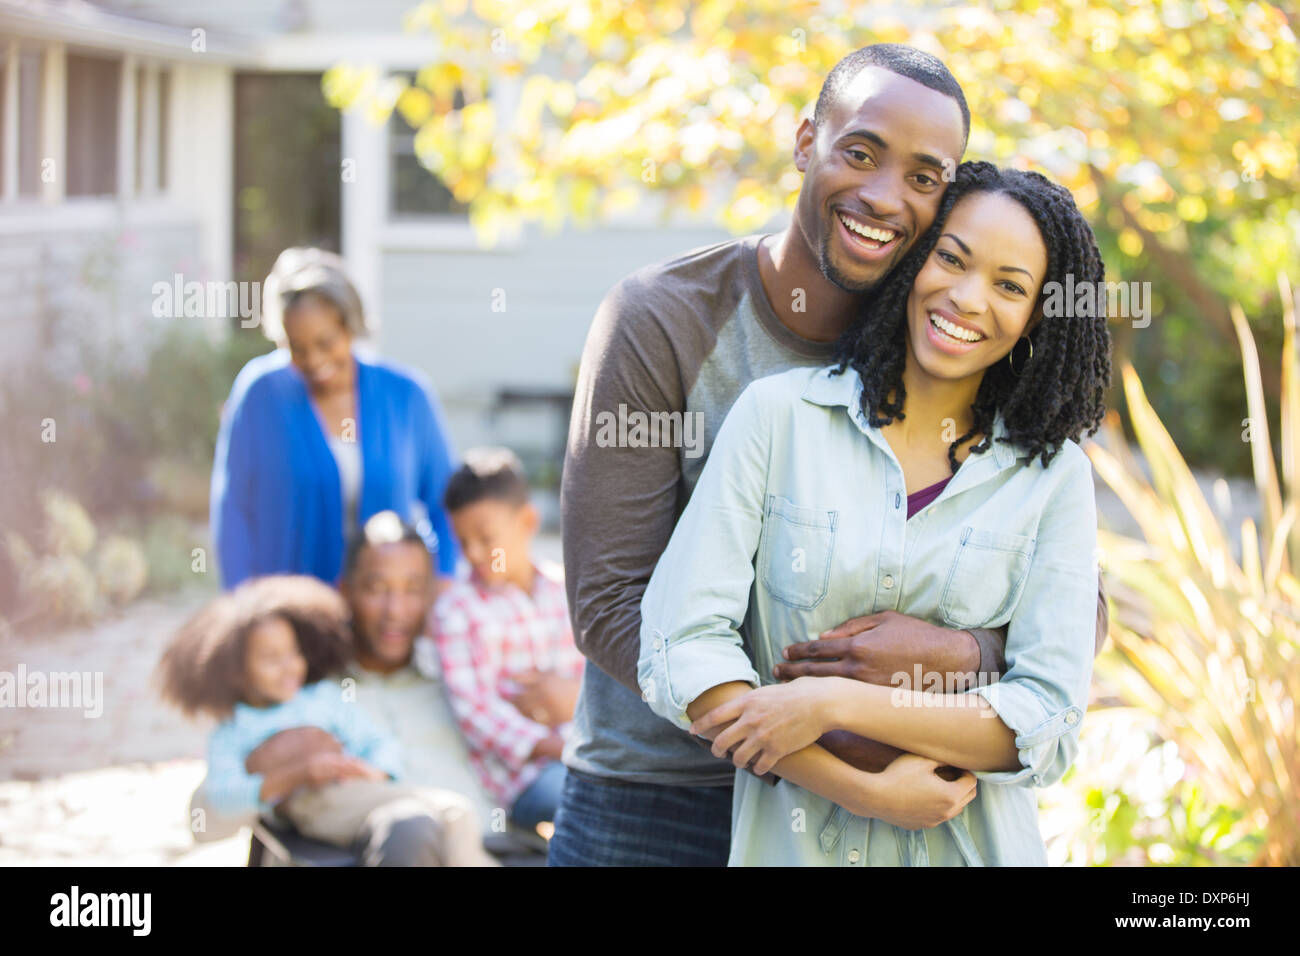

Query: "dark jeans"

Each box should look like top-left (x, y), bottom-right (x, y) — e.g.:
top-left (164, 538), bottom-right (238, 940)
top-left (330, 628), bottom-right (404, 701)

top-left (355, 801), bottom-right (444, 867)
top-left (547, 768), bottom-right (733, 866)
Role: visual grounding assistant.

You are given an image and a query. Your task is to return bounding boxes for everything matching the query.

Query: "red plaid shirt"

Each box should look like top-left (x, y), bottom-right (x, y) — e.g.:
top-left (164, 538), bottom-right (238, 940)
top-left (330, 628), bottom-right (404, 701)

top-left (424, 563), bottom-right (585, 808)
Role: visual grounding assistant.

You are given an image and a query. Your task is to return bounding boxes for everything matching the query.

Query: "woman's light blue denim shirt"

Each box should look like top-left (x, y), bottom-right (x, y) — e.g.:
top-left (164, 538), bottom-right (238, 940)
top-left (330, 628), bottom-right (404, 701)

top-left (637, 365), bottom-right (1098, 866)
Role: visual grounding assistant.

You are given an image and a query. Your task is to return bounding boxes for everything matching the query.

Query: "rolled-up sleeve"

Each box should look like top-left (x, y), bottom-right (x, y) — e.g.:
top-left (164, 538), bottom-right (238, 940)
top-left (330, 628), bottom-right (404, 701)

top-left (968, 447), bottom-right (1098, 788)
top-left (637, 381), bottom-right (771, 730)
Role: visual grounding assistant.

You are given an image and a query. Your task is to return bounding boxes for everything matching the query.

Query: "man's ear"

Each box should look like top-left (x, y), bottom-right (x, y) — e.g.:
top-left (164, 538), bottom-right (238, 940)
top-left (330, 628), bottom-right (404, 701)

top-left (794, 117), bottom-right (815, 173)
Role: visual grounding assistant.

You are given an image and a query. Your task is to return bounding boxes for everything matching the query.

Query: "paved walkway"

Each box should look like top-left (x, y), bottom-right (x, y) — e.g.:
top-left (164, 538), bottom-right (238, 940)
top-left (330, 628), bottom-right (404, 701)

top-left (0, 586), bottom-right (252, 865)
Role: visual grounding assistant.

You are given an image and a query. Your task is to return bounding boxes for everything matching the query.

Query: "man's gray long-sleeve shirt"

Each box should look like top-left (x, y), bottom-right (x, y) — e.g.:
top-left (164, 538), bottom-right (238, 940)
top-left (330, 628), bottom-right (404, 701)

top-left (562, 234), bottom-right (833, 785)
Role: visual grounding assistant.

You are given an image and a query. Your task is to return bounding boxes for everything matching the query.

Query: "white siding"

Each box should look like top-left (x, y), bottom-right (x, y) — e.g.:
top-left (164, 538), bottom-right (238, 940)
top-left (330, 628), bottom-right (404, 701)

top-left (378, 224), bottom-right (734, 457)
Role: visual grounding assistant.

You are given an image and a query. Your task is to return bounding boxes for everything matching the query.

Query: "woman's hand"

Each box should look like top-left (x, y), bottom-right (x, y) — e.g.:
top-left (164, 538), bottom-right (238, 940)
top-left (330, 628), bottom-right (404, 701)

top-left (861, 753), bottom-right (977, 829)
top-left (690, 677), bottom-right (841, 776)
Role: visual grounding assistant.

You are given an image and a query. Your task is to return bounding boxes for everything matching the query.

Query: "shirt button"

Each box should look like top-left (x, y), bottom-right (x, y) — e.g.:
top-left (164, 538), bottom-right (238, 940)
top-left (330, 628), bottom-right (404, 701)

top-left (652, 637), bottom-right (663, 651)
top-left (882, 574), bottom-right (895, 589)
top-left (847, 849), bottom-right (860, 863)
top-left (1065, 711), bottom-right (1079, 725)
top-left (894, 493), bottom-right (901, 508)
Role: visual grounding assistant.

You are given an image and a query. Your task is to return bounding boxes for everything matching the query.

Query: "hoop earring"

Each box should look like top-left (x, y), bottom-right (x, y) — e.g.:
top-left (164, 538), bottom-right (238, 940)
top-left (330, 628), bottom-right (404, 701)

top-left (1008, 336), bottom-right (1033, 376)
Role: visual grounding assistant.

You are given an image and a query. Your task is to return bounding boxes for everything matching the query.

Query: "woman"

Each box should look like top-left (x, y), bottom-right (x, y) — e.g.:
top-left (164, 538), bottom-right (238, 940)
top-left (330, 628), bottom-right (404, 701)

top-left (212, 247), bottom-right (459, 590)
top-left (637, 162), bottom-right (1111, 865)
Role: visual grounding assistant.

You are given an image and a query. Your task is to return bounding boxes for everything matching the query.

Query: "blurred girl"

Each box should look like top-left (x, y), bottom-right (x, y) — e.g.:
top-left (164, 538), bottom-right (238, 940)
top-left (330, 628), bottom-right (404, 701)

top-left (158, 574), bottom-right (493, 865)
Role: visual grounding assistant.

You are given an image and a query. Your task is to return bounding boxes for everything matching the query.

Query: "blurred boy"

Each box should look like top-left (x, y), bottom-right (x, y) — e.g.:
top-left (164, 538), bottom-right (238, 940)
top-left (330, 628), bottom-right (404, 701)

top-left (422, 448), bottom-right (584, 831)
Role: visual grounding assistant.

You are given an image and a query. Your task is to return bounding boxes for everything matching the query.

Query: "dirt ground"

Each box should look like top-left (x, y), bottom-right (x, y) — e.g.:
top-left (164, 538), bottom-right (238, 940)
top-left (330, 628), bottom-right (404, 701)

top-left (0, 586), bottom-right (249, 865)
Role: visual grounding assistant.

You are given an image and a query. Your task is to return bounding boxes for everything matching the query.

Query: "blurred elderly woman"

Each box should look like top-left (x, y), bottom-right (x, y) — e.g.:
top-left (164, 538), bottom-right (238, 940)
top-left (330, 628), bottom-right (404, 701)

top-left (211, 247), bottom-right (459, 589)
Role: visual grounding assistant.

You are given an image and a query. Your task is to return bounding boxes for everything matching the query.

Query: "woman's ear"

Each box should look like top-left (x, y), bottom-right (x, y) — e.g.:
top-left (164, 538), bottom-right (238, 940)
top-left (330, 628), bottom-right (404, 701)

top-left (1025, 299), bottom-right (1046, 336)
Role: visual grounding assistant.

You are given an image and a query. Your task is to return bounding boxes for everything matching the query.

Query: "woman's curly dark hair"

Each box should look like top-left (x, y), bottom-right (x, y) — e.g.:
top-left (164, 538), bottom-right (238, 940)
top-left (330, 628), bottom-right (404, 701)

top-left (833, 160), bottom-right (1112, 470)
top-left (156, 575), bottom-right (355, 720)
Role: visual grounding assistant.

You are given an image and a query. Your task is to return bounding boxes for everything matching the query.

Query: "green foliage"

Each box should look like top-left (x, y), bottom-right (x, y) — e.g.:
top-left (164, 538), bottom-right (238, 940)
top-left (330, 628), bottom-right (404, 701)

top-left (6, 493), bottom-right (148, 629)
top-left (328, 0), bottom-right (1299, 475)
top-left (0, 326), bottom-right (269, 617)
top-left (1043, 708), bottom-right (1264, 865)
top-left (1086, 278), bottom-right (1300, 865)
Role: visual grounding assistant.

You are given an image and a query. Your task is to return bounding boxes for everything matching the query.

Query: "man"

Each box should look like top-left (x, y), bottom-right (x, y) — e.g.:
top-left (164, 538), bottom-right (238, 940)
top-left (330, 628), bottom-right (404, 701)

top-left (554, 44), bottom-right (1108, 866)
top-left (190, 512), bottom-right (498, 865)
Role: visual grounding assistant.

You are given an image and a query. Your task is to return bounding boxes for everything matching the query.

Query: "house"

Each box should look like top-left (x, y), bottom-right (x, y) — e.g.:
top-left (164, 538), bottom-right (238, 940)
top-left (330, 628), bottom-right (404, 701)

top-left (0, 0), bottom-right (733, 505)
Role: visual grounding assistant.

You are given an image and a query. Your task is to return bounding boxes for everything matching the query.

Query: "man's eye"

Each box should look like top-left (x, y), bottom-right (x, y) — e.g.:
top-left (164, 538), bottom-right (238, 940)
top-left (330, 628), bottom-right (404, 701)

top-left (914, 173), bottom-right (938, 187)
top-left (847, 148), bottom-right (871, 163)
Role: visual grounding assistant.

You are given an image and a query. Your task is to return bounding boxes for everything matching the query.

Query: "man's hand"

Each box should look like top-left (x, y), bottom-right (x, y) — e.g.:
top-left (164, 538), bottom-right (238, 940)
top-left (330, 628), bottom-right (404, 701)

top-left (506, 670), bottom-right (581, 727)
top-left (773, 610), bottom-right (979, 691)
top-left (864, 754), bottom-right (977, 829)
top-left (245, 726), bottom-right (342, 775)
top-left (817, 730), bottom-right (905, 774)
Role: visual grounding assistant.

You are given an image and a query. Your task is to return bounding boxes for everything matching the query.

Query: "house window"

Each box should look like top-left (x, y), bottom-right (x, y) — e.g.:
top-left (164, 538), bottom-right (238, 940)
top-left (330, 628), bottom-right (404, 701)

top-left (1, 44), bottom-right (168, 204)
top-left (157, 68), bottom-right (169, 192)
top-left (66, 52), bottom-right (119, 197)
top-left (134, 65), bottom-right (170, 195)
top-left (14, 48), bottom-right (44, 197)
top-left (388, 82), bottom-right (466, 219)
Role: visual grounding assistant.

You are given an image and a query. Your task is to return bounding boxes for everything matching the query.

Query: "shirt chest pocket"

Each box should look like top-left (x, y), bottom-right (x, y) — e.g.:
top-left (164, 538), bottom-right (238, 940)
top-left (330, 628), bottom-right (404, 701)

top-left (758, 495), bottom-right (837, 610)
top-left (938, 526), bottom-right (1036, 630)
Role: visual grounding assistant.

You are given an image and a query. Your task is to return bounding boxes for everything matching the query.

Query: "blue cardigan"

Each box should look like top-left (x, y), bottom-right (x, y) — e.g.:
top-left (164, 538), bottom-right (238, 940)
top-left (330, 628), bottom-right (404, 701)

top-left (211, 348), bottom-right (460, 589)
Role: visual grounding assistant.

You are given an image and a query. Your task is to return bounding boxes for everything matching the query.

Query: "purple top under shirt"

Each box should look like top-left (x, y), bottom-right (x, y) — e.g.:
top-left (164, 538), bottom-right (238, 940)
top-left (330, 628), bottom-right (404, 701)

top-left (907, 476), bottom-right (952, 518)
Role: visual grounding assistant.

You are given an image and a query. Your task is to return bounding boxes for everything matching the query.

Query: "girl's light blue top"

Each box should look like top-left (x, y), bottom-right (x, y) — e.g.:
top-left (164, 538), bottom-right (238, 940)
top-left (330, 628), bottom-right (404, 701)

top-left (637, 365), bottom-right (1099, 866)
top-left (205, 679), bottom-right (405, 817)
top-left (211, 347), bottom-right (459, 589)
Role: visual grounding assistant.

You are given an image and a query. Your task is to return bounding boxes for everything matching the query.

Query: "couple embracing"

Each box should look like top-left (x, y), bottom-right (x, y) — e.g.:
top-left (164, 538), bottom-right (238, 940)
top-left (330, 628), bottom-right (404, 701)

top-left (553, 43), bottom-right (1111, 867)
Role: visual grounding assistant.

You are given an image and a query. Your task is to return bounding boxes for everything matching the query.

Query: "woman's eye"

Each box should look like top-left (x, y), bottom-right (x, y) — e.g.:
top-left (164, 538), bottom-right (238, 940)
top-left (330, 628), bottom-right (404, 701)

top-left (936, 249), bottom-right (961, 267)
top-left (999, 281), bottom-right (1027, 296)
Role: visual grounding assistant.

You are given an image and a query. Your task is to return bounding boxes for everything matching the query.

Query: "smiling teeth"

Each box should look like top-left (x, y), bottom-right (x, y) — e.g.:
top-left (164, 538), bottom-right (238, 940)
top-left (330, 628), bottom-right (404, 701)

top-left (929, 311), bottom-right (984, 342)
top-left (839, 214), bottom-right (895, 243)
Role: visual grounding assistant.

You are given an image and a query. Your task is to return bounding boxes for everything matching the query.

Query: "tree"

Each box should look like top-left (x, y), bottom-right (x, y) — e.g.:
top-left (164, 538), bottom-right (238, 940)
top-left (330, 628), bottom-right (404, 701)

top-left (325, 0), bottom-right (1299, 470)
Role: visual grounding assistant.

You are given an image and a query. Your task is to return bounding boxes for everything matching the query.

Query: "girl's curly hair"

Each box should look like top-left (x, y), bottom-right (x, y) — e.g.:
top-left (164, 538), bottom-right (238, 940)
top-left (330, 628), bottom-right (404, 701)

top-left (833, 160), bottom-right (1112, 470)
top-left (156, 575), bottom-right (354, 720)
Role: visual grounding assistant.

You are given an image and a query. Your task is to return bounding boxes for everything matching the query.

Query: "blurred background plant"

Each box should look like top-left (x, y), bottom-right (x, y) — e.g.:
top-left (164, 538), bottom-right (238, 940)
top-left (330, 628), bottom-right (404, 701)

top-left (1041, 708), bottom-right (1264, 865)
top-left (1083, 274), bottom-right (1300, 866)
top-left (0, 320), bottom-right (270, 627)
top-left (5, 491), bottom-right (146, 629)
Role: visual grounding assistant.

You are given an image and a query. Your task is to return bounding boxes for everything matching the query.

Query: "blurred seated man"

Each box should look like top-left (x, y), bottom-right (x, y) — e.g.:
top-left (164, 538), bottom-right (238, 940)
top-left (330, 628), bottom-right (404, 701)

top-left (190, 513), bottom-right (498, 865)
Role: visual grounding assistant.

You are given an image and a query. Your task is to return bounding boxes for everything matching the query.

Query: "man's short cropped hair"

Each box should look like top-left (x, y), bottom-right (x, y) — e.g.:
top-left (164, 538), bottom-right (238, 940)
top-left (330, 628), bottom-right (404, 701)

top-left (343, 510), bottom-right (429, 579)
top-left (814, 43), bottom-right (970, 146)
